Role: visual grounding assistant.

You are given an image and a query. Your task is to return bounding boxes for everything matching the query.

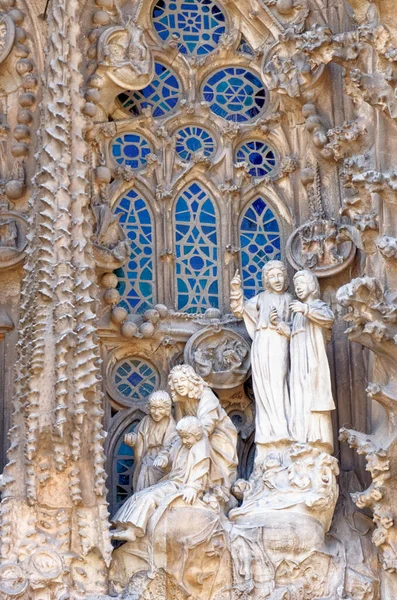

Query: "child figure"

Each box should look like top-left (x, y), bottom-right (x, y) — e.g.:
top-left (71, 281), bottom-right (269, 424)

top-left (125, 391), bottom-right (178, 493)
top-left (112, 416), bottom-right (211, 542)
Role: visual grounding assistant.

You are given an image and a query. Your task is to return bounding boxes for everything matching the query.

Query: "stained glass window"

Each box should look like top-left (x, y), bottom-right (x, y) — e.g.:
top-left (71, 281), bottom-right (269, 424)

top-left (117, 62), bottom-right (180, 118)
top-left (240, 197), bottom-right (281, 299)
top-left (114, 190), bottom-right (154, 313)
top-left (238, 36), bottom-right (254, 57)
top-left (113, 419), bottom-right (140, 512)
top-left (202, 67), bottom-right (266, 122)
top-left (174, 182), bottom-right (219, 312)
top-left (175, 126), bottom-right (216, 161)
top-left (152, 0), bottom-right (226, 56)
top-left (236, 140), bottom-right (277, 177)
top-left (113, 358), bottom-right (159, 405)
top-left (111, 133), bottom-right (152, 169)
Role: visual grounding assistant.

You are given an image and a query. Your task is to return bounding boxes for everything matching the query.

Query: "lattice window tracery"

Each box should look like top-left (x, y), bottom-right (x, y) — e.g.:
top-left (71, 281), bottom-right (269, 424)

top-left (152, 0), bottom-right (227, 56)
top-left (114, 190), bottom-right (154, 313)
top-left (117, 61), bottom-right (181, 118)
top-left (202, 67), bottom-right (267, 122)
top-left (240, 197), bottom-right (281, 299)
top-left (112, 357), bottom-right (159, 406)
top-left (174, 182), bottom-right (219, 312)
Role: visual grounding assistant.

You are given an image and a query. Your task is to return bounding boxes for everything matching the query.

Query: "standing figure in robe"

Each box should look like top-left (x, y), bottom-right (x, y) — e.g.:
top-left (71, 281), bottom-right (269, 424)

top-left (124, 391), bottom-right (178, 492)
top-left (168, 364), bottom-right (238, 497)
top-left (230, 260), bottom-right (292, 453)
top-left (111, 416), bottom-right (211, 542)
top-left (289, 270), bottom-right (335, 452)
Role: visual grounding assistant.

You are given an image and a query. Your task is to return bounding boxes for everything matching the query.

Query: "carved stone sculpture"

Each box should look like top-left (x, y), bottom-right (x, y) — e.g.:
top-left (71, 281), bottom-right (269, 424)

top-left (168, 364), bottom-right (238, 497)
top-left (124, 391), bottom-right (178, 493)
top-left (230, 261), bottom-right (292, 452)
top-left (289, 270), bottom-right (335, 452)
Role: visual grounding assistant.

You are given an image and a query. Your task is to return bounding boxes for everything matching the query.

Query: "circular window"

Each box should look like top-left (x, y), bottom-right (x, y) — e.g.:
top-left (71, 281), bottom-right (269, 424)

top-left (117, 62), bottom-right (181, 118)
top-left (112, 357), bottom-right (159, 406)
top-left (175, 126), bottom-right (216, 161)
top-left (202, 67), bottom-right (267, 122)
top-left (111, 133), bottom-right (153, 169)
top-left (236, 140), bottom-right (277, 177)
top-left (152, 0), bottom-right (226, 56)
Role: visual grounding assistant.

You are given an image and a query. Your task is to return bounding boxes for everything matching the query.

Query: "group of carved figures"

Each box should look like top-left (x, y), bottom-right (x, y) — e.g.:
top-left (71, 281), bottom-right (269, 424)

top-left (110, 260), bottom-right (336, 553)
top-left (231, 260), bottom-right (335, 454)
top-left (111, 365), bottom-right (238, 544)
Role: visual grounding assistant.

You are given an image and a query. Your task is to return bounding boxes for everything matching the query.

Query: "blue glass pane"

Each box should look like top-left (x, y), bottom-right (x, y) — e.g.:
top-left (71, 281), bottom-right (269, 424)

top-left (118, 62), bottom-right (181, 118)
top-left (153, 0), bottom-right (226, 56)
top-left (175, 126), bottom-right (216, 161)
top-left (114, 190), bottom-right (154, 313)
top-left (238, 36), bottom-right (254, 57)
top-left (202, 67), bottom-right (266, 122)
top-left (114, 420), bottom-right (140, 513)
top-left (111, 132), bottom-right (152, 169)
top-left (114, 358), bottom-right (159, 402)
top-left (174, 183), bottom-right (219, 312)
top-left (236, 140), bottom-right (277, 177)
top-left (240, 197), bottom-right (281, 299)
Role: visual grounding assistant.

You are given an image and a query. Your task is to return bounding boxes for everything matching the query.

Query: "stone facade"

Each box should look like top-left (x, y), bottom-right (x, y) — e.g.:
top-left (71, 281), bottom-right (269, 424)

top-left (0, 0), bottom-right (395, 598)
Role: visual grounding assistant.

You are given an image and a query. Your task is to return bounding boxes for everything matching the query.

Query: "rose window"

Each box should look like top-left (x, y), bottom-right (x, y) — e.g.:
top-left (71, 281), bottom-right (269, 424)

top-left (236, 140), bottom-right (277, 177)
top-left (175, 126), bottom-right (216, 161)
top-left (117, 62), bottom-right (181, 118)
top-left (202, 67), bottom-right (267, 122)
top-left (152, 0), bottom-right (226, 56)
top-left (111, 133), bottom-right (152, 169)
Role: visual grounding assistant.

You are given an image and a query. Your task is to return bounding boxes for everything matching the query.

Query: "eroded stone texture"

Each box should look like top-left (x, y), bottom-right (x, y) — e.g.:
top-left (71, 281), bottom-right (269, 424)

top-left (0, 0), bottom-right (397, 599)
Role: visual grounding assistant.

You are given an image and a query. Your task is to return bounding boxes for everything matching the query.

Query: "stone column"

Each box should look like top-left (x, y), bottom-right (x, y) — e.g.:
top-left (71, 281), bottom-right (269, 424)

top-left (0, 1), bottom-right (112, 596)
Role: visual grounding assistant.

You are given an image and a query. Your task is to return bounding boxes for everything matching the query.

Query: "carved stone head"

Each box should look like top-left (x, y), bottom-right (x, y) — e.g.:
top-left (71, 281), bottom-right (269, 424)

top-left (293, 269), bottom-right (320, 301)
top-left (262, 259), bottom-right (289, 294)
top-left (176, 416), bottom-right (204, 448)
top-left (168, 364), bottom-right (206, 401)
top-left (148, 390), bottom-right (172, 422)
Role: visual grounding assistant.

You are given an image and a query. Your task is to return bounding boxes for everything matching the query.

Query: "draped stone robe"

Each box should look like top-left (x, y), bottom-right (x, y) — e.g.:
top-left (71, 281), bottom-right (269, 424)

top-left (289, 299), bottom-right (335, 451)
top-left (132, 414), bottom-right (178, 492)
top-left (112, 436), bottom-right (211, 537)
top-left (175, 387), bottom-right (238, 492)
top-left (237, 290), bottom-right (292, 444)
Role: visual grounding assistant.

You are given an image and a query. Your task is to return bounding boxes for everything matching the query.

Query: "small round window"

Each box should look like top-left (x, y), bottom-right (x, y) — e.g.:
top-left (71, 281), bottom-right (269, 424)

top-left (112, 357), bottom-right (159, 406)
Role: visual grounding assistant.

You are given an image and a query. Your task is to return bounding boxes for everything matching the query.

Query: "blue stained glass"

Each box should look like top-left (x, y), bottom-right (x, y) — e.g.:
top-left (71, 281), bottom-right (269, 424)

top-left (114, 190), bottom-right (154, 313)
top-left (113, 420), bottom-right (140, 513)
top-left (238, 36), bottom-right (254, 57)
top-left (174, 183), bottom-right (219, 312)
top-left (111, 132), bottom-right (152, 169)
top-left (114, 358), bottom-right (159, 403)
top-left (240, 197), bottom-right (281, 299)
top-left (236, 140), bottom-right (277, 177)
top-left (118, 62), bottom-right (181, 118)
top-left (175, 126), bottom-right (216, 161)
top-left (152, 0), bottom-right (226, 56)
top-left (202, 67), bottom-right (266, 122)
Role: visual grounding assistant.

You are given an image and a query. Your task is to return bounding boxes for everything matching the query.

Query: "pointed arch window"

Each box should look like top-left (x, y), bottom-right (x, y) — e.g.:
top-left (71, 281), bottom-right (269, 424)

top-left (174, 182), bottom-right (219, 312)
top-left (112, 419), bottom-right (141, 514)
top-left (114, 190), bottom-right (154, 313)
top-left (240, 197), bottom-right (281, 299)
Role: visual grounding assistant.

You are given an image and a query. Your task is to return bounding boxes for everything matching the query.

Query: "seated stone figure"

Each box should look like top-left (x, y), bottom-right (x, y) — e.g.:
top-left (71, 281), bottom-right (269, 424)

top-left (125, 390), bottom-right (177, 492)
top-left (112, 416), bottom-right (211, 542)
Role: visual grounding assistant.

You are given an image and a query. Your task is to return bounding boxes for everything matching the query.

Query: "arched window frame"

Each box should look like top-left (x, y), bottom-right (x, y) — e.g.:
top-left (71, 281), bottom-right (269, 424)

top-left (105, 407), bottom-right (146, 517)
top-left (169, 176), bottom-right (225, 313)
top-left (237, 190), bottom-right (292, 299)
top-left (110, 180), bottom-right (161, 314)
